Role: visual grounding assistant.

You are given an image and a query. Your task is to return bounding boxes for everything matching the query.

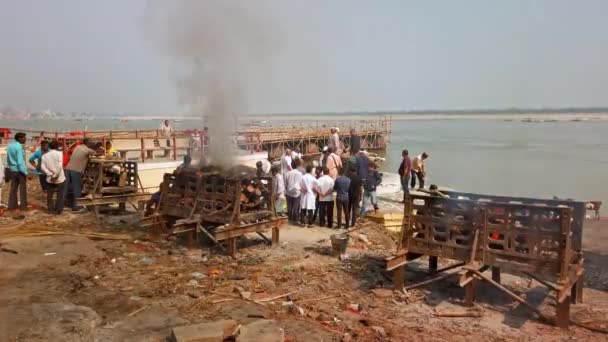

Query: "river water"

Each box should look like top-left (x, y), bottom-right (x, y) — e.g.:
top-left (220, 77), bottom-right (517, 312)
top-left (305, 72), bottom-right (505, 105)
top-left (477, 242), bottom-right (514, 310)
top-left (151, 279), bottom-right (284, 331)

top-left (2, 118), bottom-right (606, 205)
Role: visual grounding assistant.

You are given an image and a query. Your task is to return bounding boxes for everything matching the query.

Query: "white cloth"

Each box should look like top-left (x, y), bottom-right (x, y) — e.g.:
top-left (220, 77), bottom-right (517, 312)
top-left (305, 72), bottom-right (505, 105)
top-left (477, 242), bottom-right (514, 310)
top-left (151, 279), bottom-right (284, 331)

top-left (300, 173), bottom-right (319, 210)
top-left (291, 151), bottom-right (302, 160)
top-left (284, 169), bottom-right (302, 197)
top-left (412, 154), bottom-right (424, 172)
top-left (331, 133), bottom-right (341, 153)
top-left (317, 175), bottom-right (335, 202)
top-left (40, 149), bottom-right (65, 184)
top-left (272, 173), bottom-right (285, 198)
top-left (159, 123), bottom-right (174, 137)
top-left (261, 159), bottom-right (272, 174)
top-left (281, 155), bottom-right (293, 174)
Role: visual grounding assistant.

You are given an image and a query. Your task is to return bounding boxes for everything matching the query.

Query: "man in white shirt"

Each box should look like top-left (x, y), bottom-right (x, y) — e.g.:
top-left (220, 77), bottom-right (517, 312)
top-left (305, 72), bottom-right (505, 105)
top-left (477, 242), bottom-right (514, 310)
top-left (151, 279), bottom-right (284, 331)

top-left (284, 158), bottom-right (302, 222)
top-left (271, 166), bottom-right (286, 216)
top-left (411, 152), bottom-right (429, 189)
top-left (300, 164), bottom-right (319, 227)
top-left (316, 167), bottom-right (335, 228)
top-left (291, 146), bottom-right (303, 160)
top-left (159, 120), bottom-right (175, 155)
top-left (281, 148), bottom-right (293, 175)
top-left (40, 140), bottom-right (66, 214)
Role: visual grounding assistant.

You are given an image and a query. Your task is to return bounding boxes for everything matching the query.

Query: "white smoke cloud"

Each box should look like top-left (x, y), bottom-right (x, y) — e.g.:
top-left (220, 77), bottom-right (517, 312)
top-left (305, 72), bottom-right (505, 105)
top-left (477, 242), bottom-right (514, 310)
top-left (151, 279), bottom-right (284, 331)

top-left (144, 0), bottom-right (282, 166)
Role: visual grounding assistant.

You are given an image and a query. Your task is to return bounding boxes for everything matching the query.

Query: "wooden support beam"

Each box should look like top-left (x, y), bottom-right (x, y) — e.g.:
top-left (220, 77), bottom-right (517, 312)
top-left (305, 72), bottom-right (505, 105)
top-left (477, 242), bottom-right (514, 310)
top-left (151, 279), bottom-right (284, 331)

top-left (394, 265), bottom-right (405, 291)
top-left (227, 238), bottom-right (237, 258)
top-left (492, 267), bottom-right (501, 284)
top-left (271, 227), bottom-right (279, 246)
top-left (429, 256), bottom-right (438, 275)
top-left (555, 296), bottom-right (571, 329)
top-left (405, 269), bottom-right (461, 291)
top-left (467, 268), bottom-right (553, 324)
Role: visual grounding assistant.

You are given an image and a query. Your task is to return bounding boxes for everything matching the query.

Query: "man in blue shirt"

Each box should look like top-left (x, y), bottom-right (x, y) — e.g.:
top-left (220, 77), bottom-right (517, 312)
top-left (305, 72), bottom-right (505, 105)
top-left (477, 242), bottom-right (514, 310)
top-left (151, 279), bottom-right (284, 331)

top-left (7, 132), bottom-right (28, 211)
top-left (28, 140), bottom-right (50, 192)
top-left (333, 168), bottom-right (351, 229)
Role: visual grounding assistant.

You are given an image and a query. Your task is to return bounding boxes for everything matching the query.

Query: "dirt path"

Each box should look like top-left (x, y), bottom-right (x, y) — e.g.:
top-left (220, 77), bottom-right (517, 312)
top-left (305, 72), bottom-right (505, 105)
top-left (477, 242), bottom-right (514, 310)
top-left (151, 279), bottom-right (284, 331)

top-left (1, 210), bottom-right (607, 341)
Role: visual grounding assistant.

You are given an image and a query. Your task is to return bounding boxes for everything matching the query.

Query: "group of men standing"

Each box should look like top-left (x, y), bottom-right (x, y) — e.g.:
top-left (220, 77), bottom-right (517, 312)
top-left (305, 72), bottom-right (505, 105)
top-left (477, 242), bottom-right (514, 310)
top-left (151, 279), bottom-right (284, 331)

top-left (398, 149), bottom-right (429, 201)
top-left (269, 127), bottom-right (382, 229)
top-left (2, 132), bottom-right (97, 218)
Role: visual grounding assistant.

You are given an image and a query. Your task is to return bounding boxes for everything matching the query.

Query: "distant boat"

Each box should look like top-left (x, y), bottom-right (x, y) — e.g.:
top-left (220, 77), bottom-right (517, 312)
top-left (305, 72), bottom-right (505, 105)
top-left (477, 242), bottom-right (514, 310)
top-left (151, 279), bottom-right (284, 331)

top-left (120, 118), bottom-right (129, 122)
top-left (173, 119), bottom-right (183, 123)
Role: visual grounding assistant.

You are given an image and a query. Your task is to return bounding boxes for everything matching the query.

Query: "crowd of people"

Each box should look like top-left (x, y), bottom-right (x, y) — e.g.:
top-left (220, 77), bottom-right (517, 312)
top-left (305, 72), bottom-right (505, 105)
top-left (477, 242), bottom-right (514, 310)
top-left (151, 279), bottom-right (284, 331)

top-left (1, 132), bottom-right (100, 219)
top-left (257, 127), bottom-right (432, 229)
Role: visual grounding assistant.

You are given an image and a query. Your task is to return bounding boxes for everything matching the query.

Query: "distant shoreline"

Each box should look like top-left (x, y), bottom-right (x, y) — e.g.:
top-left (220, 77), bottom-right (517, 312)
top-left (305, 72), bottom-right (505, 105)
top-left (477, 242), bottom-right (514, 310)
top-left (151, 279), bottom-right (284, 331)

top-left (113, 112), bottom-right (608, 122)
top-left (3, 112), bottom-right (608, 122)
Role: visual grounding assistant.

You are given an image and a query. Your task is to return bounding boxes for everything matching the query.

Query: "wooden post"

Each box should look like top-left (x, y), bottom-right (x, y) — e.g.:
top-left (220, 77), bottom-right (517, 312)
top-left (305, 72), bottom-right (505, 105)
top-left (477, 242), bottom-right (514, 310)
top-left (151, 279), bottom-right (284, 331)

top-left (272, 227), bottom-right (279, 246)
top-left (140, 138), bottom-right (145, 162)
top-left (571, 278), bottom-right (583, 304)
top-left (555, 297), bottom-right (571, 328)
top-left (394, 265), bottom-right (405, 291)
top-left (227, 238), bottom-right (237, 258)
top-left (491, 267), bottom-right (501, 284)
top-left (464, 276), bottom-right (477, 307)
top-left (429, 256), bottom-right (438, 275)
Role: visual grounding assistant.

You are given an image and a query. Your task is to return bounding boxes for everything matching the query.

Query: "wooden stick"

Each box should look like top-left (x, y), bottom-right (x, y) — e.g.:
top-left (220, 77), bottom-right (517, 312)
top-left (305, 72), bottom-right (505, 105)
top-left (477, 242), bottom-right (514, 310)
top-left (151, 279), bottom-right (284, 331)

top-left (124, 306), bottom-right (146, 319)
top-left (468, 269), bottom-right (552, 323)
top-left (212, 298), bottom-right (234, 304)
top-left (434, 308), bottom-right (483, 318)
top-left (405, 270), bottom-right (461, 290)
top-left (296, 294), bottom-right (340, 304)
top-left (522, 271), bottom-right (560, 292)
top-left (257, 291), bottom-right (297, 303)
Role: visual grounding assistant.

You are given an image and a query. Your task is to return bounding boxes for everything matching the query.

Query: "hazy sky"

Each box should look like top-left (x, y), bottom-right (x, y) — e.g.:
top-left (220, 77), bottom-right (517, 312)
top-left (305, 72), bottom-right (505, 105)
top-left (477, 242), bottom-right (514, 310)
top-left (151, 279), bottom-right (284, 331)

top-left (1, 0), bottom-right (607, 114)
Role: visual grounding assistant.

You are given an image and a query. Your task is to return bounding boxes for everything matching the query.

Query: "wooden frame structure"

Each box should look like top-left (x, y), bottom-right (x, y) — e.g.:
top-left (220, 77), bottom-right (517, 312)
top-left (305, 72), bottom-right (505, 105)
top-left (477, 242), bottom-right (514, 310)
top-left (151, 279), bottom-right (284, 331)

top-left (387, 192), bottom-right (585, 328)
top-left (76, 159), bottom-right (150, 213)
top-left (154, 170), bottom-right (287, 257)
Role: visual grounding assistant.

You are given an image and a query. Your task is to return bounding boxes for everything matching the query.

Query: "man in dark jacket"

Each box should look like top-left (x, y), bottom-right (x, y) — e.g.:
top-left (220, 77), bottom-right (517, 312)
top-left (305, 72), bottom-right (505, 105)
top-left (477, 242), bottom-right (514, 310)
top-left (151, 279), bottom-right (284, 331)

top-left (362, 163), bottom-right (382, 216)
top-left (347, 167), bottom-right (362, 227)
top-left (349, 129), bottom-right (361, 155)
top-left (397, 149), bottom-right (411, 203)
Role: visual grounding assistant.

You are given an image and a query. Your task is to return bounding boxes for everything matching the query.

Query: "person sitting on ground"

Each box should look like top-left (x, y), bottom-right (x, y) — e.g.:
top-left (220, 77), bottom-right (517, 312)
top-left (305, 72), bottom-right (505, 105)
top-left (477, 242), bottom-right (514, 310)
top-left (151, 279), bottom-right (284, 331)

top-left (105, 140), bottom-right (117, 158)
top-left (145, 182), bottom-right (164, 216)
top-left (28, 140), bottom-right (50, 192)
top-left (411, 152), bottom-right (429, 190)
top-left (362, 163), bottom-right (382, 216)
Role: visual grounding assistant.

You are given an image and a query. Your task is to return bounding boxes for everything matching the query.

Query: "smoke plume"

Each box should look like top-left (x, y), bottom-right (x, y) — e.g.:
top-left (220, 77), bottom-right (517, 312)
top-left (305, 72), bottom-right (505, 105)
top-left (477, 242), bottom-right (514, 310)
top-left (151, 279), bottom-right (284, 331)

top-left (144, 0), bottom-right (281, 166)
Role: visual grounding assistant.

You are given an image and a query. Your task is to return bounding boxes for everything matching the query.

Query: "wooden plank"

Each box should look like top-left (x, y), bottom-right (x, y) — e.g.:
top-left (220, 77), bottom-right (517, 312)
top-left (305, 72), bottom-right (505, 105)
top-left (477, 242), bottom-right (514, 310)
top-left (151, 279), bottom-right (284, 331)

top-left (214, 218), bottom-right (287, 241)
